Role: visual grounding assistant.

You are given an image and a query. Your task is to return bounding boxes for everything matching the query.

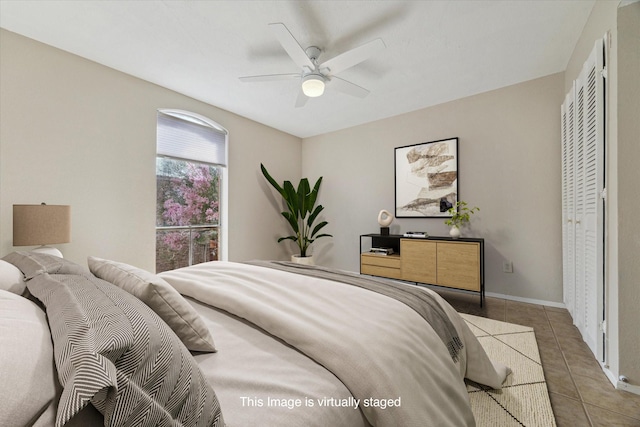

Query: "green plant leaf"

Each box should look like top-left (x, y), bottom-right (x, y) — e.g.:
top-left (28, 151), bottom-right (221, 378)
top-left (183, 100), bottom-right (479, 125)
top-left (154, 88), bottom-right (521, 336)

top-left (281, 211), bottom-right (299, 233)
top-left (310, 221), bottom-right (330, 238)
top-left (297, 178), bottom-right (311, 217)
top-left (282, 180), bottom-right (299, 218)
top-left (260, 163), bottom-right (286, 197)
top-left (307, 177), bottom-right (322, 213)
top-left (312, 233), bottom-right (332, 240)
top-left (307, 204), bottom-right (324, 227)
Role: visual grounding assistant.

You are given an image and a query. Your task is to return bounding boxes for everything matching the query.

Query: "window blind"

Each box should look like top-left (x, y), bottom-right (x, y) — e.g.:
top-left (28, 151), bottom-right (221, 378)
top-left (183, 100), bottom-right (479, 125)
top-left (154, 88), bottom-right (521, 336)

top-left (157, 110), bottom-right (227, 166)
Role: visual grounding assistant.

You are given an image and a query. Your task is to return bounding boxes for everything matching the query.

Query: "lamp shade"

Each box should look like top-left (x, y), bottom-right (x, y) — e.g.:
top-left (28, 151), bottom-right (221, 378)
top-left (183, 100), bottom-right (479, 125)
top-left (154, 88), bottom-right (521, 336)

top-left (13, 204), bottom-right (71, 246)
top-left (302, 74), bottom-right (325, 97)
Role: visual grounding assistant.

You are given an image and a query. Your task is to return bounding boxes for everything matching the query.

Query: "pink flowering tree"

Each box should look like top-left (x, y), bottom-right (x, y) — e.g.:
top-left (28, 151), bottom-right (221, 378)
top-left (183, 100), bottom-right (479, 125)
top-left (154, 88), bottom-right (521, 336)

top-left (156, 159), bottom-right (220, 271)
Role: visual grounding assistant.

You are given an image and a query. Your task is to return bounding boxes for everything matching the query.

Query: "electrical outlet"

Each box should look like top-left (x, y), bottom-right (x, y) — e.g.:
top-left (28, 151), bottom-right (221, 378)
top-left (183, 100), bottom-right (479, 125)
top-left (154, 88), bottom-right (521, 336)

top-left (503, 261), bottom-right (513, 273)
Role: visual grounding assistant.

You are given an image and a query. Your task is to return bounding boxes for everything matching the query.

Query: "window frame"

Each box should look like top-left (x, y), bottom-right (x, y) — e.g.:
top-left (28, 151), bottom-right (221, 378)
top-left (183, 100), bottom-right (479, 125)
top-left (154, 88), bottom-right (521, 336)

top-left (156, 109), bottom-right (228, 267)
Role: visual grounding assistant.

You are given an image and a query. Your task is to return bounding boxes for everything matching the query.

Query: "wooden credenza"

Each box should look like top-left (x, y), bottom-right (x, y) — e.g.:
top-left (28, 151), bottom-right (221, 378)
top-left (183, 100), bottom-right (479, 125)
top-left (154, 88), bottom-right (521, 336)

top-left (360, 234), bottom-right (485, 305)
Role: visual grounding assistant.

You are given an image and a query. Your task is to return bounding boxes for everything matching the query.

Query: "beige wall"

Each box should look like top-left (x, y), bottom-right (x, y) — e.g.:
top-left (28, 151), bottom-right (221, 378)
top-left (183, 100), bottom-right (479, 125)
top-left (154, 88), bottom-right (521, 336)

top-left (616, 0), bottom-right (640, 388)
top-left (0, 29), bottom-right (301, 270)
top-left (303, 73), bottom-right (565, 304)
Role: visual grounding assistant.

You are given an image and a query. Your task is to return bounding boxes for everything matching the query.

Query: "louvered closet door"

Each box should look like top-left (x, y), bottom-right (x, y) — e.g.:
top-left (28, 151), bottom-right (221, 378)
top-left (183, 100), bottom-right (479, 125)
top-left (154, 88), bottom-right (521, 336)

top-left (561, 86), bottom-right (576, 318)
top-left (580, 39), bottom-right (605, 360)
top-left (574, 72), bottom-right (586, 334)
top-left (561, 38), bottom-right (605, 362)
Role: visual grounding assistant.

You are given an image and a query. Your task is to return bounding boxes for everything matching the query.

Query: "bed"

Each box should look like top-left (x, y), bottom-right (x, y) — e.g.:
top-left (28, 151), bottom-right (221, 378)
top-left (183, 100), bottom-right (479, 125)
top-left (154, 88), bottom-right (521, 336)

top-left (0, 251), bottom-right (510, 427)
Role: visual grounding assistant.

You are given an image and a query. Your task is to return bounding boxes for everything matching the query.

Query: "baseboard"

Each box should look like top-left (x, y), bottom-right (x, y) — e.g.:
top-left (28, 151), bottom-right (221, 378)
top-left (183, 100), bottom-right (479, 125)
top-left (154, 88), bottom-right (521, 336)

top-left (604, 366), bottom-right (640, 395)
top-left (484, 291), bottom-right (566, 309)
top-left (616, 381), bottom-right (640, 395)
top-left (599, 354), bottom-right (640, 395)
top-left (414, 285), bottom-right (566, 309)
top-left (602, 364), bottom-right (618, 386)
top-left (361, 274), bottom-right (565, 308)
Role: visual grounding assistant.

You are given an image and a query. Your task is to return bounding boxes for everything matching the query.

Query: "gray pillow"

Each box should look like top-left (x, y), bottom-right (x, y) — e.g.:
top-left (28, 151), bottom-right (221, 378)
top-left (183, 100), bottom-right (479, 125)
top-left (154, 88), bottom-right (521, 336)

top-left (88, 256), bottom-right (216, 352)
top-left (26, 271), bottom-right (223, 427)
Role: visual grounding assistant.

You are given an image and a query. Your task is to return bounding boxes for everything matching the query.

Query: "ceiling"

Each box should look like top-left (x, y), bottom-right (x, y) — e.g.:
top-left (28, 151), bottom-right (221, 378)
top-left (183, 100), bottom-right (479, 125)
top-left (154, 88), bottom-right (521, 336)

top-left (0, 0), bottom-right (595, 138)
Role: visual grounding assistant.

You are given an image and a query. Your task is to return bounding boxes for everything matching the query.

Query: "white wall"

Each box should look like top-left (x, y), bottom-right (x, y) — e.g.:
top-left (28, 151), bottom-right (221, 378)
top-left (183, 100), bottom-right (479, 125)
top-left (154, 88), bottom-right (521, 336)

top-left (303, 73), bottom-right (565, 304)
top-left (0, 29), bottom-right (301, 270)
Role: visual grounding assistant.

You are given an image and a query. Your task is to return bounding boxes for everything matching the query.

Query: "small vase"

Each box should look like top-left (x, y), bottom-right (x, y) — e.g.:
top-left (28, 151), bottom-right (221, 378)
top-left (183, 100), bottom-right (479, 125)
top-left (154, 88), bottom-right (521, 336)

top-left (449, 226), bottom-right (461, 239)
top-left (291, 255), bottom-right (315, 265)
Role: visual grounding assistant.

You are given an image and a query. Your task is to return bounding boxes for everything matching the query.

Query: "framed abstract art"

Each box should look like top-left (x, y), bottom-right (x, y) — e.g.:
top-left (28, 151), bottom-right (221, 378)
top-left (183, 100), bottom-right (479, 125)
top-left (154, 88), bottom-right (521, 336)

top-left (395, 137), bottom-right (458, 218)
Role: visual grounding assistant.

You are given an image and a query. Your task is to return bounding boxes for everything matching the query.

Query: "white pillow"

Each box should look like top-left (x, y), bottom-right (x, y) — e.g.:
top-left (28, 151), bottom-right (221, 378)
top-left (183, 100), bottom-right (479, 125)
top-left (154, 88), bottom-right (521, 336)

top-left (0, 289), bottom-right (58, 427)
top-left (87, 256), bottom-right (216, 352)
top-left (0, 260), bottom-right (26, 295)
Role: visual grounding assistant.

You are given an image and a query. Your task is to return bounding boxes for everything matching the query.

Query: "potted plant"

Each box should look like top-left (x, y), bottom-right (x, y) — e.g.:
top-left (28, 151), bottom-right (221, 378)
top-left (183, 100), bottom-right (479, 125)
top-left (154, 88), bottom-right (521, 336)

top-left (444, 201), bottom-right (479, 239)
top-left (261, 164), bottom-right (332, 263)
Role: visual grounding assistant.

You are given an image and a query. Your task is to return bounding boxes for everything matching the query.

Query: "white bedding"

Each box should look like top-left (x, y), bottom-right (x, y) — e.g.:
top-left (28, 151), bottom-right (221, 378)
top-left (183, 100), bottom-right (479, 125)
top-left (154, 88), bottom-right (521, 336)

top-left (186, 299), bottom-right (370, 427)
top-left (160, 261), bottom-right (510, 427)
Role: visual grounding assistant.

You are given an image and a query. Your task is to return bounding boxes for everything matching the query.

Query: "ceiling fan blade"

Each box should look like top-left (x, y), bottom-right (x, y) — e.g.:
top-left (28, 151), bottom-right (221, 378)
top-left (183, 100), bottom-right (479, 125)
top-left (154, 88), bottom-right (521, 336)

top-left (269, 23), bottom-right (314, 70)
top-left (239, 73), bottom-right (300, 82)
top-left (295, 89), bottom-right (308, 108)
top-left (330, 76), bottom-right (370, 98)
top-left (320, 38), bottom-right (386, 75)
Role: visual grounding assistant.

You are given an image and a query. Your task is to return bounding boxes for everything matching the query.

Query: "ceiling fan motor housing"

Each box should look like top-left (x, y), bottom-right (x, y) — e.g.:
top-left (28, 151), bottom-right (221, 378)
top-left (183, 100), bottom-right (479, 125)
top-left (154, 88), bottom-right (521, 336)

top-left (305, 46), bottom-right (322, 64)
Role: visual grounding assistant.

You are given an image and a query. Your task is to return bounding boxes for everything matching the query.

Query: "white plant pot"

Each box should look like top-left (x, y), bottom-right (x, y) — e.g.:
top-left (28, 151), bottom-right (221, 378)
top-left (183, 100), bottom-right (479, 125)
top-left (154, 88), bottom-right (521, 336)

top-left (449, 226), bottom-right (461, 239)
top-left (291, 255), bottom-right (315, 265)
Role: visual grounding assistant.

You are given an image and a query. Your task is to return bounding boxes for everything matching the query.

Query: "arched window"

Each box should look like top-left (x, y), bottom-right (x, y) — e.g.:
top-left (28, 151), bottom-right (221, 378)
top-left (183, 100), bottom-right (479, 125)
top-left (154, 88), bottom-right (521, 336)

top-left (155, 109), bottom-right (228, 272)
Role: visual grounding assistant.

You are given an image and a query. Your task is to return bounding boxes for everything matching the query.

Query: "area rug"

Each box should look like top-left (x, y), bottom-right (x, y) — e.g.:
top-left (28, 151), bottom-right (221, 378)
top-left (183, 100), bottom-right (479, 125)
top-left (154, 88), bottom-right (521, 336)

top-left (462, 314), bottom-right (557, 427)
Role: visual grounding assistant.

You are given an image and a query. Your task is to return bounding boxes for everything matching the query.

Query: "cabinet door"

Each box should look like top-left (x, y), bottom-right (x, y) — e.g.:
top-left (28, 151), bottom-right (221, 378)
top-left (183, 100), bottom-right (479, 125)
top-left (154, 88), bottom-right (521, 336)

top-left (437, 242), bottom-right (480, 291)
top-left (401, 239), bottom-right (437, 283)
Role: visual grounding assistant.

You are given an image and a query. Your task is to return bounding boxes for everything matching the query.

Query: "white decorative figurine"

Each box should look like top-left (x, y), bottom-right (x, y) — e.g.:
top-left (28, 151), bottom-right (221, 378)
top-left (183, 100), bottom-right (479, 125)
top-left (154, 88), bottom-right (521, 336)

top-left (377, 209), bottom-right (394, 235)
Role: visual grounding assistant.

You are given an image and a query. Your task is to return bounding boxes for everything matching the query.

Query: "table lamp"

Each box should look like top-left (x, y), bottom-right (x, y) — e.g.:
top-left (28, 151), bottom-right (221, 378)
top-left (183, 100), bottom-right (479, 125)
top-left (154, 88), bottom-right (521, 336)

top-left (13, 203), bottom-right (71, 257)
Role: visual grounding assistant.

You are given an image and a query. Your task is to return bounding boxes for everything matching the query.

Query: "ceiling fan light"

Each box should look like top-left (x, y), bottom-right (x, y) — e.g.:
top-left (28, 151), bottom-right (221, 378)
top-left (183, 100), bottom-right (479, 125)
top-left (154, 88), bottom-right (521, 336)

top-left (302, 74), bottom-right (325, 97)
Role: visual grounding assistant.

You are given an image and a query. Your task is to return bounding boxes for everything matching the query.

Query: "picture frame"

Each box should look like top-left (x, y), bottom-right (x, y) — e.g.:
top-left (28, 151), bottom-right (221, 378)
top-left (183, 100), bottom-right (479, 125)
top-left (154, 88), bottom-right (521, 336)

top-left (395, 137), bottom-right (458, 218)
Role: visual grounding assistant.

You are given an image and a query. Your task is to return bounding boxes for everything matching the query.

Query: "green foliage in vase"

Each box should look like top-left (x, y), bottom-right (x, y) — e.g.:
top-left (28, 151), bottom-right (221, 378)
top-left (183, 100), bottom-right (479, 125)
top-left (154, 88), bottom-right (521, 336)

top-left (261, 164), bottom-right (332, 257)
top-left (444, 201), bottom-right (480, 228)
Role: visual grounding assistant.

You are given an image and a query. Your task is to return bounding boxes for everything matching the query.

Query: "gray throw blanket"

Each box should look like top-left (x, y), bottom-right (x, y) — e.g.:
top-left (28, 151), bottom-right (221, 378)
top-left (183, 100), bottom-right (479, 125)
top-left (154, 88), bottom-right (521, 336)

top-left (247, 260), bottom-right (464, 362)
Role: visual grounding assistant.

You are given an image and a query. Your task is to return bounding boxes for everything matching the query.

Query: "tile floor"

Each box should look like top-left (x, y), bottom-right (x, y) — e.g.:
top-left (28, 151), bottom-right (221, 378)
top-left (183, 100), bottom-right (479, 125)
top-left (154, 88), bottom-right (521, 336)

top-left (433, 288), bottom-right (640, 427)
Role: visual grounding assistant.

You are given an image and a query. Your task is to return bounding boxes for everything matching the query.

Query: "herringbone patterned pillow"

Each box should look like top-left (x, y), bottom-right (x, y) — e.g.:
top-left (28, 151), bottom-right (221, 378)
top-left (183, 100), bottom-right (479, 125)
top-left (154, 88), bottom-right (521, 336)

top-left (88, 256), bottom-right (216, 353)
top-left (19, 265), bottom-right (224, 427)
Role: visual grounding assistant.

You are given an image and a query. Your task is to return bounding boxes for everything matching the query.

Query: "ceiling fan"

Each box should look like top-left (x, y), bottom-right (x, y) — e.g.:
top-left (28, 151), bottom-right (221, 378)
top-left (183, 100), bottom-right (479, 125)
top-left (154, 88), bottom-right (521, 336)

top-left (240, 23), bottom-right (386, 107)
